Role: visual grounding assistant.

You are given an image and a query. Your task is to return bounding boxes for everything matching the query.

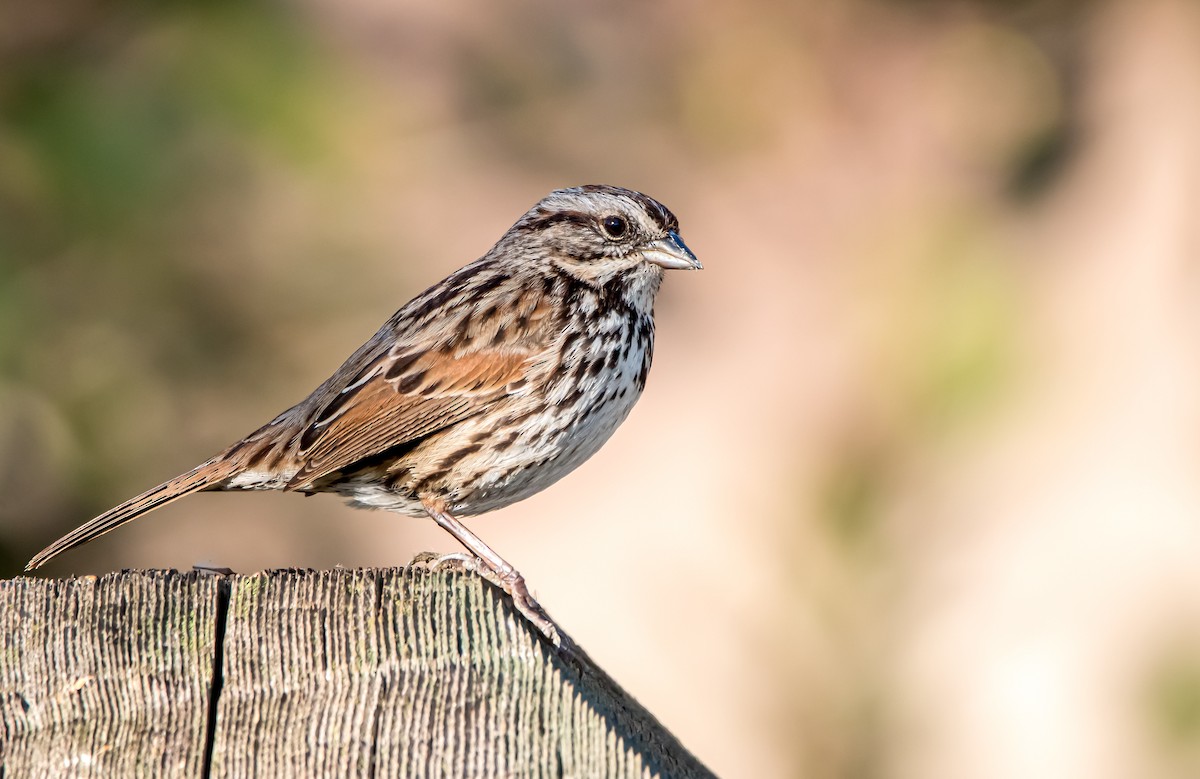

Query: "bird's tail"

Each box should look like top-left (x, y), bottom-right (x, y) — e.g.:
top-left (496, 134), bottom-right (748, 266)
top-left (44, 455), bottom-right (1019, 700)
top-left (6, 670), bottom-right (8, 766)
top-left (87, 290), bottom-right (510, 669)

top-left (26, 457), bottom-right (238, 571)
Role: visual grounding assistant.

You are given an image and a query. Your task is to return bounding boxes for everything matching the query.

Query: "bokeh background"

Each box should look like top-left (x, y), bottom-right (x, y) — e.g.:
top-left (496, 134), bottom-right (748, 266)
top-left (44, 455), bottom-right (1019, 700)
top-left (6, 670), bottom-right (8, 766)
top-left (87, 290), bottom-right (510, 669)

top-left (4, 0), bottom-right (1200, 775)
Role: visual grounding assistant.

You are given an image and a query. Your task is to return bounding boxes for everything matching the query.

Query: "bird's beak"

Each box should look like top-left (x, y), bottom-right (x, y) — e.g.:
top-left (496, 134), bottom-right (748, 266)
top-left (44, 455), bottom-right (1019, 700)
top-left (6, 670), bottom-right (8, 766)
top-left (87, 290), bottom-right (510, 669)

top-left (642, 231), bottom-right (702, 270)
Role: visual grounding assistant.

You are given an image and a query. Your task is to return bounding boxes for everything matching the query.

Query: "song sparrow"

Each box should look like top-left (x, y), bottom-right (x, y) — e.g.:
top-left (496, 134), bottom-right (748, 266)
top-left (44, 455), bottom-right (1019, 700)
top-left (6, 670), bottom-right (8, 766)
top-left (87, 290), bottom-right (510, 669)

top-left (27, 184), bottom-right (700, 645)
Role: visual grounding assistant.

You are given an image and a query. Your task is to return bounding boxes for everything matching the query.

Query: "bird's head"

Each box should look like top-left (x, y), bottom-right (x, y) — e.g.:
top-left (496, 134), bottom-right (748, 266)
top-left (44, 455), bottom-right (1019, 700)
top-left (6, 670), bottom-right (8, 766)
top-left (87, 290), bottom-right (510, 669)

top-left (503, 185), bottom-right (701, 295)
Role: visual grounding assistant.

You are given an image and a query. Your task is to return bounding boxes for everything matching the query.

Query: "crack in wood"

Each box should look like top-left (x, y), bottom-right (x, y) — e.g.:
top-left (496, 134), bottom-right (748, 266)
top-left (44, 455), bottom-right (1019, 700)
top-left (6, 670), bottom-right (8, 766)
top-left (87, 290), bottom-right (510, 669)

top-left (201, 574), bottom-right (231, 779)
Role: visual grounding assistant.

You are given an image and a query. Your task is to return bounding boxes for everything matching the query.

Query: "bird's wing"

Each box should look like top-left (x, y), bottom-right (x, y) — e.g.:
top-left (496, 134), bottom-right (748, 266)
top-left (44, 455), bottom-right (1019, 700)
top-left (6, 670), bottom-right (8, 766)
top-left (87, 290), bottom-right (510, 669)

top-left (286, 256), bottom-right (562, 489)
top-left (286, 343), bottom-right (539, 490)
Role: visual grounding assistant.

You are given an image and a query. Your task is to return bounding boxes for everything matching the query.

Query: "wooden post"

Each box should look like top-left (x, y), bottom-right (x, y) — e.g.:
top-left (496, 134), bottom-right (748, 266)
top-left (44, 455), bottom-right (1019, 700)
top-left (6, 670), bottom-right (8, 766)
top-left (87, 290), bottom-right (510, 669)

top-left (0, 568), bottom-right (716, 778)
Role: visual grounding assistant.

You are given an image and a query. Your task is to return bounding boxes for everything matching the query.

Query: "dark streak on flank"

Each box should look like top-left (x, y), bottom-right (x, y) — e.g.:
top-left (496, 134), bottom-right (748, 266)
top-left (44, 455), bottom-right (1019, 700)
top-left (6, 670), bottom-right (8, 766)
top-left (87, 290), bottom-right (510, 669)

top-left (411, 469), bottom-right (448, 496)
top-left (445, 441), bottom-right (484, 464)
top-left (492, 430), bottom-right (520, 452)
top-left (636, 349), bottom-right (653, 390)
top-left (383, 468), bottom-right (412, 493)
top-left (559, 382), bottom-right (587, 410)
top-left (558, 329), bottom-right (583, 357)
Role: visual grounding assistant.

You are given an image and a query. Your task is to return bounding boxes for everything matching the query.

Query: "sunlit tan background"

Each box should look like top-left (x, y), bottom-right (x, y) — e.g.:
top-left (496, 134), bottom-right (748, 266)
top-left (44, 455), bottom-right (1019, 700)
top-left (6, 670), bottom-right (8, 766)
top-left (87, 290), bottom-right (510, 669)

top-left (5, 0), bottom-right (1200, 775)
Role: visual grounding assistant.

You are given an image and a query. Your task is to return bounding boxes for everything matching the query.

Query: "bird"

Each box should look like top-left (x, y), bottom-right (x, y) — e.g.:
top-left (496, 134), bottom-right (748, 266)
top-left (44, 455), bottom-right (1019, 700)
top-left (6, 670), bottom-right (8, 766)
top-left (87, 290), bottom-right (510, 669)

top-left (26, 184), bottom-right (701, 646)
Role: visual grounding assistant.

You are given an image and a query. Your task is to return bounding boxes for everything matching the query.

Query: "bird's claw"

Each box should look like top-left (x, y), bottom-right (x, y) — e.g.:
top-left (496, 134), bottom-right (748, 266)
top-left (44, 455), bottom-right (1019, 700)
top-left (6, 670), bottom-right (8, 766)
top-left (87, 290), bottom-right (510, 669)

top-left (498, 569), bottom-right (564, 649)
top-left (408, 552), bottom-right (564, 648)
top-left (408, 550), bottom-right (482, 573)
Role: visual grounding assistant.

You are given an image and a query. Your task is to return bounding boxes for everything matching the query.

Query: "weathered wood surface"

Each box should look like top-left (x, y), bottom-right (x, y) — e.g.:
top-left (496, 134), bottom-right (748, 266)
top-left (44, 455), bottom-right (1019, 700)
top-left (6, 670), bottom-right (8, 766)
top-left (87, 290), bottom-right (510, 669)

top-left (0, 568), bottom-right (715, 778)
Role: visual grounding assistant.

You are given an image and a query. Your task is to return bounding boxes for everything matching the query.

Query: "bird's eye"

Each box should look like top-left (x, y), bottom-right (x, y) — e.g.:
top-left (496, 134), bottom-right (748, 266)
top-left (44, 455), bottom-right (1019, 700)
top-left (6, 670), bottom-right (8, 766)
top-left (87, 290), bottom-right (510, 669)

top-left (600, 215), bottom-right (628, 240)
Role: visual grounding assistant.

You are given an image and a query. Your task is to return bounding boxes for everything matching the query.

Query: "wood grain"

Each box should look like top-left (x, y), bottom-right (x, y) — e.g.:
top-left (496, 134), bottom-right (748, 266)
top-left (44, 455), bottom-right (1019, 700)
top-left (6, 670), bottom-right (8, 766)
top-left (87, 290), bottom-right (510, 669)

top-left (0, 568), bottom-right (715, 779)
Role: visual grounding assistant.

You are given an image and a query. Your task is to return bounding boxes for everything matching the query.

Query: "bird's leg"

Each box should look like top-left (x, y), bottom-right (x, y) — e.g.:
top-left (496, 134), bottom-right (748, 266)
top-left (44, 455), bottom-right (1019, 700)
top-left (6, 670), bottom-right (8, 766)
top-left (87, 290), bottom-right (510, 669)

top-left (420, 497), bottom-right (562, 648)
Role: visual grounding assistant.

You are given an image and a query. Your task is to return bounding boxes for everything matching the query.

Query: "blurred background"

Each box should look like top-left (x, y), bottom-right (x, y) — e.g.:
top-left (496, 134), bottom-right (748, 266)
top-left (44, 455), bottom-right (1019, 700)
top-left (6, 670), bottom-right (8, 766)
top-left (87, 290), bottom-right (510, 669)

top-left (3, 0), bottom-right (1200, 775)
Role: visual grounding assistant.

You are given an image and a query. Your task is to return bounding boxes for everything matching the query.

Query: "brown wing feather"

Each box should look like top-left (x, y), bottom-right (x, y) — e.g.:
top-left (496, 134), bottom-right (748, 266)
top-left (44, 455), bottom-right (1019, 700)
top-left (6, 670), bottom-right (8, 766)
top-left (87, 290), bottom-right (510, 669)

top-left (287, 259), bottom-right (559, 489)
top-left (287, 346), bottom-right (534, 489)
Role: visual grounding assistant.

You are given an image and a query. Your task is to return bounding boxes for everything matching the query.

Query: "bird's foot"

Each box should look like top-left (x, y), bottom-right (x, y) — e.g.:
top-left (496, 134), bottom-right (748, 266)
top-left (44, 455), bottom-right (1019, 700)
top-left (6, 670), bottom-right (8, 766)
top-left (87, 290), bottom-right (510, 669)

top-left (408, 550), bottom-right (482, 573)
top-left (500, 569), bottom-right (564, 649)
top-left (408, 551), bottom-right (563, 648)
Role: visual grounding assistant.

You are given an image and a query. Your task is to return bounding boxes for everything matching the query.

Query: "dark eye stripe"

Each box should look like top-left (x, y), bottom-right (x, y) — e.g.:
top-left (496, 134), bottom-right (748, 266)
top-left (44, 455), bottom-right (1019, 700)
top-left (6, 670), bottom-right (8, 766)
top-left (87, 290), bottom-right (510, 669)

top-left (520, 210), bottom-right (592, 231)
